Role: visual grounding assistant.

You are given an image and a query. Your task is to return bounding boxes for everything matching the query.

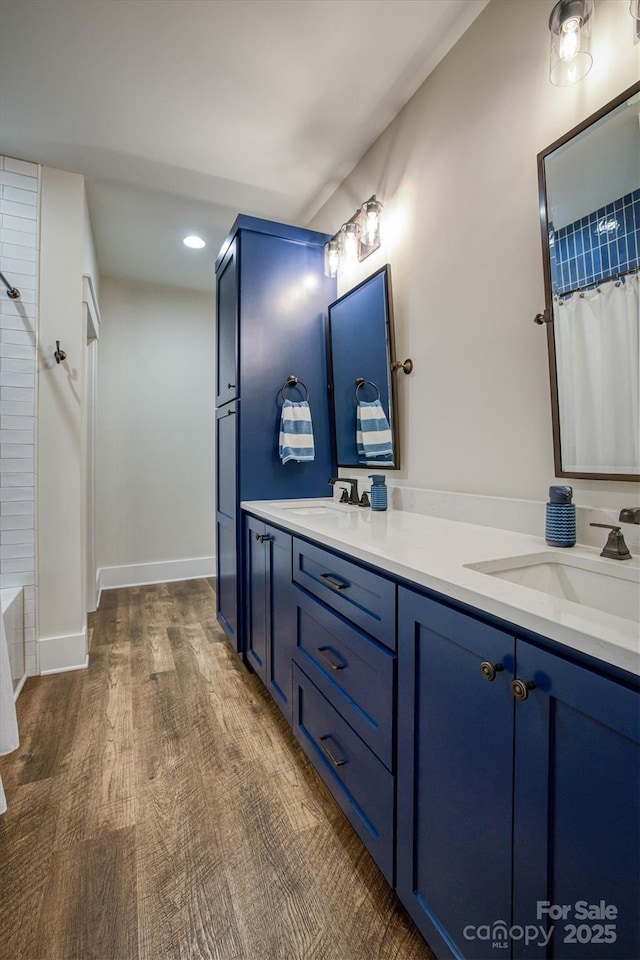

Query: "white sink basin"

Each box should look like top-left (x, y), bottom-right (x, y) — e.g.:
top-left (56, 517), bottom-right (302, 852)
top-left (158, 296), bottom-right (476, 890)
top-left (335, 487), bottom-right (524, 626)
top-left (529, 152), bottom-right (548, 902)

top-left (466, 552), bottom-right (640, 625)
top-left (274, 500), bottom-right (347, 516)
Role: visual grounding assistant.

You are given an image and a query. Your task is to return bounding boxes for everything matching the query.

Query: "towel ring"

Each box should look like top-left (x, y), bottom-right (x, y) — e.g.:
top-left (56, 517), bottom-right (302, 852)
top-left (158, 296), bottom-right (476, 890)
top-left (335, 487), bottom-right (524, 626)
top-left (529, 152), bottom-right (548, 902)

top-left (355, 377), bottom-right (381, 402)
top-left (280, 375), bottom-right (309, 402)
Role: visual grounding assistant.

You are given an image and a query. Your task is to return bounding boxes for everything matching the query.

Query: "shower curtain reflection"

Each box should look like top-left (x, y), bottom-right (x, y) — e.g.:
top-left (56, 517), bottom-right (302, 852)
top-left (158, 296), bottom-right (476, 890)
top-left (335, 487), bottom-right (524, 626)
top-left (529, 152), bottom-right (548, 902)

top-left (554, 273), bottom-right (639, 474)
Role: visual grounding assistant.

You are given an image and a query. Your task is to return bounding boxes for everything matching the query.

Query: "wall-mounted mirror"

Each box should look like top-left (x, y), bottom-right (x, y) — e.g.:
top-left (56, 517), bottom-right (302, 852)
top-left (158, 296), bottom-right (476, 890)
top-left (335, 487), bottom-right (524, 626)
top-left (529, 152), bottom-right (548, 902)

top-left (328, 264), bottom-right (399, 468)
top-left (538, 82), bottom-right (640, 481)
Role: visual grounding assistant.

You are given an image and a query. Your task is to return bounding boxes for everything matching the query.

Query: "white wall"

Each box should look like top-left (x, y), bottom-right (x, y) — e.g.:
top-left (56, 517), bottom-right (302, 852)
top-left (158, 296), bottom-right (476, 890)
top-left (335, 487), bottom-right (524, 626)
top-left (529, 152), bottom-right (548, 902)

top-left (0, 156), bottom-right (39, 675)
top-left (310, 0), bottom-right (640, 509)
top-left (83, 193), bottom-right (100, 302)
top-left (96, 277), bottom-right (215, 589)
top-left (38, 165), bottom-right (88, 672)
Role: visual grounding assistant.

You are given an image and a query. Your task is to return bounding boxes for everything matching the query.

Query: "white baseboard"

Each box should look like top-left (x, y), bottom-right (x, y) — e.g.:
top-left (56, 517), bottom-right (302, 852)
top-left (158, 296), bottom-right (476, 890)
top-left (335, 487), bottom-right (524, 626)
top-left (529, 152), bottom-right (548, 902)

top-left (38, 630), bottom-right (88, 674)
top-left (97, 556), bottom-right (216, 594)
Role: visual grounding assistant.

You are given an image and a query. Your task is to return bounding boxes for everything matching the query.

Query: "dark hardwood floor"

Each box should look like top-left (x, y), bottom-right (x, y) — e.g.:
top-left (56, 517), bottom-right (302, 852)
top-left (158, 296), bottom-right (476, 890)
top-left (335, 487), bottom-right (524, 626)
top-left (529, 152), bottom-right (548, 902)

top-left (0, 579), bottom-right (433, 960)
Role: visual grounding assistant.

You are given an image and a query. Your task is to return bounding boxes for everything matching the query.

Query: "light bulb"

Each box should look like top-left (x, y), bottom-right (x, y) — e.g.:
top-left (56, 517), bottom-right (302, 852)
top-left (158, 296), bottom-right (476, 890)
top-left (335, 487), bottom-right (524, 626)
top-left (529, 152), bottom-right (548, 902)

top-left (341, 222), bottom-right (359, 267)
top-left (559, 16), bottom-right (581, 61)
top-left (183, 235), bottom-right (206, 249)
top-left (365, 211), bottom-right (378, 245)
top-left (324, 238), bottom-right (340, 278)
top-left (548, 0), bottom-right (593, 86)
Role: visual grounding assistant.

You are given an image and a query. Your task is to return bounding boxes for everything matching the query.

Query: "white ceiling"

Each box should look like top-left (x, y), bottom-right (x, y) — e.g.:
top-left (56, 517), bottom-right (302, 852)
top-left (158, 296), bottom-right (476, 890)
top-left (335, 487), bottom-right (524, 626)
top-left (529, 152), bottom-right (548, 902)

top-left (0, 0), bottom-right (488, 292)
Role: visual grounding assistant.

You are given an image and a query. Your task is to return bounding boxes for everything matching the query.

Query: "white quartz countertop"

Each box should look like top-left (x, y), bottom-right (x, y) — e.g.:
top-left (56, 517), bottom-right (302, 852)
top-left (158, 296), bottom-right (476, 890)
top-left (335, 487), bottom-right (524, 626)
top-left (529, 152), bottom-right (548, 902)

top-left (241, 498), bottom-right (640, 677)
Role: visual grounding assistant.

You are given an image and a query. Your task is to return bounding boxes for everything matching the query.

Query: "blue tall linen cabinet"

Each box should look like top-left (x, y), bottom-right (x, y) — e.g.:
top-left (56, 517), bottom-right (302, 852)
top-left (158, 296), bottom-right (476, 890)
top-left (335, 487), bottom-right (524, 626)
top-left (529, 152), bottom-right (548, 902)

top-left (214, 216), bottom-right (337, 654)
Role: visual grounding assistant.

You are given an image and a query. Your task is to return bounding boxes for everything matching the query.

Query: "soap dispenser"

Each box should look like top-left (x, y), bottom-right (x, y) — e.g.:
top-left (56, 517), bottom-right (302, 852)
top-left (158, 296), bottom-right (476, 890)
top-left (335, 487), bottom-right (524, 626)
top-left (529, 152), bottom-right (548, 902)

top-left (545, 485), bottom-right (576, 547)
top-left (368, 474), bottom-right (388, 512)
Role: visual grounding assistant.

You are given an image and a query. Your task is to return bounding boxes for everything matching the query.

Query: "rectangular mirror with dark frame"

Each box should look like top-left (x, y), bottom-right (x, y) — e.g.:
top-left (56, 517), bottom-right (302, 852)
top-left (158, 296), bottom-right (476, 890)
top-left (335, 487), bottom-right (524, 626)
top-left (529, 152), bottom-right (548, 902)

top-left (328, 264), bottom-right (400, 469)
top-left (537, 82), bottom-right (640, 481)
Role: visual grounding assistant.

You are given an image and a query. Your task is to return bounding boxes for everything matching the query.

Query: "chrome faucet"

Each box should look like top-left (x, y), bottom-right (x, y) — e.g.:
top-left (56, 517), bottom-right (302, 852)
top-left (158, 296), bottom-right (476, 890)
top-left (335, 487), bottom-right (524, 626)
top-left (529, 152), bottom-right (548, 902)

top-left (328, 477), bottom-right (360, 505)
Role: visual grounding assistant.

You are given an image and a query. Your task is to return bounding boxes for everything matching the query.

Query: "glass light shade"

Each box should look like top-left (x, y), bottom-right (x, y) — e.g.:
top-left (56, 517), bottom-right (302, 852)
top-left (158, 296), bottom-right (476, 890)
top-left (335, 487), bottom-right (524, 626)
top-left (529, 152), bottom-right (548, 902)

top-left (358, 198), bottom-right (383, 259)
top-left (549, 0), bottom-right (594, 87)
top-left (340, 221), bottom-right (360, 272)
top-left (324, 237), bottom-right (340, 278)
top-left (631, 0), bottom-right (640, 19)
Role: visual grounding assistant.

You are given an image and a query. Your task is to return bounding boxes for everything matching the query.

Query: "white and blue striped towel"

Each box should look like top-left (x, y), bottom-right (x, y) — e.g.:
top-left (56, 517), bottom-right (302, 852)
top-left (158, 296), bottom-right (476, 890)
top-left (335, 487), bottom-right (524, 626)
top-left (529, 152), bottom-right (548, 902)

top-left (279, 399), bottom-right (315, 464)
top-left (357, 399), bottom-right (393, 462)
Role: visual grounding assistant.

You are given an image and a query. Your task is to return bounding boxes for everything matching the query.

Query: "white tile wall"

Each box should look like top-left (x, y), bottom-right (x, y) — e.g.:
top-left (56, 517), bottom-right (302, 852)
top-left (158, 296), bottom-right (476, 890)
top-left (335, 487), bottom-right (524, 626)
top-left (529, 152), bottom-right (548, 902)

top-left (0, 156), bottom-right (39, 676)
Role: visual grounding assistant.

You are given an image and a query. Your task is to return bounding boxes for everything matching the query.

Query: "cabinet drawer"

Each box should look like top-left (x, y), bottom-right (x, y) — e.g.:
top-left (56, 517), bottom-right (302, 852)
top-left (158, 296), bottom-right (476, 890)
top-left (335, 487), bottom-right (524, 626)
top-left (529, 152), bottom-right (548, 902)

top-left (294, 588), bottom-right (394, 770)
top-left (292, 538), bottom-right (396, 650)
top-left (293, 663), bottom-right (394, 884)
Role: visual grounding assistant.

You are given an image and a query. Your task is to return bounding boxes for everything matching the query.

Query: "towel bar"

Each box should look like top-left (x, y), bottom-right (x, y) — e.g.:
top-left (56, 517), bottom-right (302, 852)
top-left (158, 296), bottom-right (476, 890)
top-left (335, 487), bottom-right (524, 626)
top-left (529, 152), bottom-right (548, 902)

top-left (280, 375), bottom-right (309, 402)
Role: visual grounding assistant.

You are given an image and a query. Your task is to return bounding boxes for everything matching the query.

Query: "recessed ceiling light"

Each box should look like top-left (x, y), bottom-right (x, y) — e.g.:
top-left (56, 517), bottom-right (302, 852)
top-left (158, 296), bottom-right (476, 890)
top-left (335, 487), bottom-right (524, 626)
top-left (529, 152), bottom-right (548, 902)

top-left (183, 235), bottom-right (206, 249)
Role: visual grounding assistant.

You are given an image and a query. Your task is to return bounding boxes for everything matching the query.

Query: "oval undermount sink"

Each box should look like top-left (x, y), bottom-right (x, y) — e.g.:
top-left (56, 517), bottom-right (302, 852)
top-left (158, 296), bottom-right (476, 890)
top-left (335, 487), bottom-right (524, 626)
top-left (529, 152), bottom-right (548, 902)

top-left (274, 500), bottom-right (348, 516)
top-left (466, 552), bottom-right (640, 625)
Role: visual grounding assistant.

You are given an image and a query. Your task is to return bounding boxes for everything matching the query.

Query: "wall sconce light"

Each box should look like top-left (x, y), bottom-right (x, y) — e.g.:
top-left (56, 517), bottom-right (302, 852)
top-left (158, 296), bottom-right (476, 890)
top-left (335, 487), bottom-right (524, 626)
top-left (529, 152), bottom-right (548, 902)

top-left (631, 0), bottom-right (640, 39)
top-left (324, 237), bottom-right (341, 278)
top-left (359, 196), bottom-right (383, 258)
top-left (549, 0), bottom-right (594, 86)
top-left (340, 220), bottom-right (360, 272)
top-left (324, 195), bottom-right (383, 277)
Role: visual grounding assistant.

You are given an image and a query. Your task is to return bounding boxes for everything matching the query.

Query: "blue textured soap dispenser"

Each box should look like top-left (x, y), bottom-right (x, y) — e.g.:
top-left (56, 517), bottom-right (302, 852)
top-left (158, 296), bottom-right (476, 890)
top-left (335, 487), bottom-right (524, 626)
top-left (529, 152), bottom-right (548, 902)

top-left (368, 474), bottom-right (388, 511)
top-left (545, 485), bottom-right (576, 547)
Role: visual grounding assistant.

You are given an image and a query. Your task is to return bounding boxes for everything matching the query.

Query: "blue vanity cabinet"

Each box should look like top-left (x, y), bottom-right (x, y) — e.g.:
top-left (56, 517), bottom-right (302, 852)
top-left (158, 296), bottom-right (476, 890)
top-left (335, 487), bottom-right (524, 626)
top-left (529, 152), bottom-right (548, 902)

top-left (397, 586), bottom-right (640, 960)
top-left (214, 216), bottom-right (337, 653)
top-left (397, 588), bottom-right (517, 960)
top-left (511, 640), bottom-right (640, 960)
top-left (244, 515), bottom-right (296, 724)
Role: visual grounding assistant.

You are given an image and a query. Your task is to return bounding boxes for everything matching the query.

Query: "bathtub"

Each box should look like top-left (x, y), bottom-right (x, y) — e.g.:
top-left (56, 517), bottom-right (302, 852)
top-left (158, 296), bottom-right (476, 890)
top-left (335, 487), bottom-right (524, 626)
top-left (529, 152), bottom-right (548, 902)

top-left (1, 587), bottom-right (26, 700)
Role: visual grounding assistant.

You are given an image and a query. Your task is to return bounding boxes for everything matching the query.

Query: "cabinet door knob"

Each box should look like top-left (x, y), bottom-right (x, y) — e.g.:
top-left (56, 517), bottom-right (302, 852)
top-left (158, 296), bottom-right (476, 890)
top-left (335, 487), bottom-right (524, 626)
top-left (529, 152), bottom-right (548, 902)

top-left (512, 678), bottom-right (536, 701)
top-left (255, 533), bottom-right (271, 543)
top-left (227, 382), bottom-right (235, 389)
top-left (319, 734), bottom-right (348, 767)
top-left (480, 661), bottom-right (504, 682)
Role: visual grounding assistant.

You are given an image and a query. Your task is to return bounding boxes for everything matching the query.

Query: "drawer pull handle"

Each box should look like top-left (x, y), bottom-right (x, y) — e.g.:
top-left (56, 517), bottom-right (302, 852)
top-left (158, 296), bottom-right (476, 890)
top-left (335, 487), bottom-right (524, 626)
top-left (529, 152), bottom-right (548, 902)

top-left (319, 573), bottom-right (349, 591)
top-left (317, 646), bottom-right (346, 671)
top-left (319, 734), bottom-right (348, 767)
top-left (480, 661), bottom-right (504, 682)
top-left (512, 678), bottom-right (536, 701)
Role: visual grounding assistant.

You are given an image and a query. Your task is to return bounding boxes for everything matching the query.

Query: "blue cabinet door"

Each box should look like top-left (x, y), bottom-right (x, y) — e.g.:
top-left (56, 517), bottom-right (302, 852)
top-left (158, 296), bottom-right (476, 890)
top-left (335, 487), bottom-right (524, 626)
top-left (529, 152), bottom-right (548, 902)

top-left (243, 516), bottom-right (294, 723)
top-left (266, 525), bottom-right (295, 724)
top-left (397, 588), bottom-right (516, 960)
top-left (215, 403), bottom-right (239, 650)
top-left (216, 515), bottom-right (238, 648)
top-left (245, 515), bottom-right (268, 681)
top-left (237, 230), bottom-right (336, 502)
top-left (512, 641), bottom-right (640, 960)
top-left (216, 239), bottom-right (238, 407)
